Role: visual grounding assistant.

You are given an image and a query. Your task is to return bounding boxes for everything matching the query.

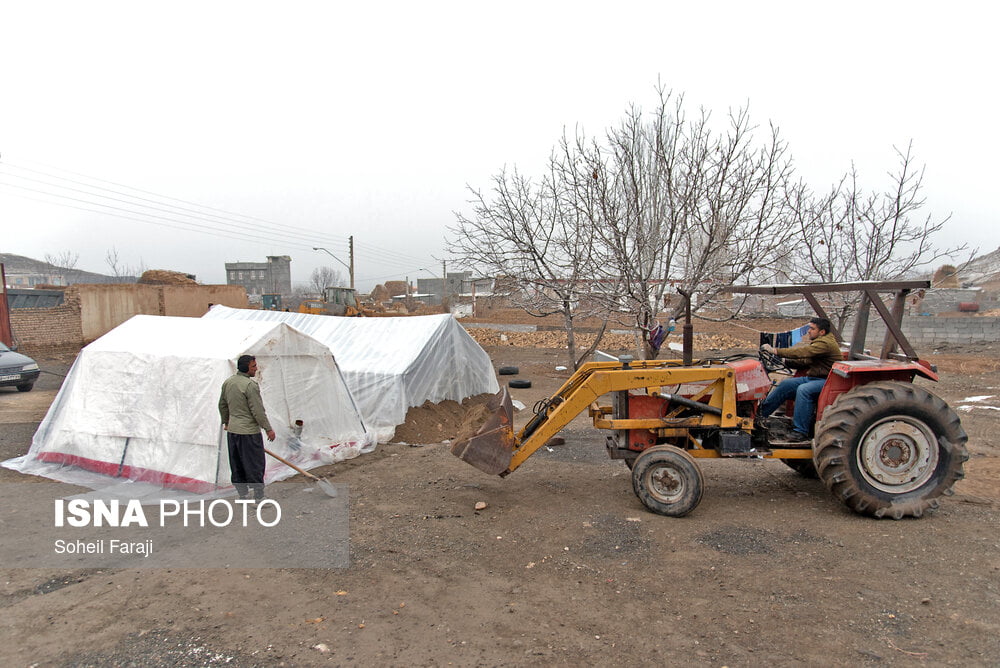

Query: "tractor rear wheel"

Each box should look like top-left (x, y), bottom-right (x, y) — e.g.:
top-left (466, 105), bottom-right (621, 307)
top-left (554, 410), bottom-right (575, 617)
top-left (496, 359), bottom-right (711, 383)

top-left (813, 381), bottom-right (968, 519)
top-left (631, 445), bottom-right (704, 517)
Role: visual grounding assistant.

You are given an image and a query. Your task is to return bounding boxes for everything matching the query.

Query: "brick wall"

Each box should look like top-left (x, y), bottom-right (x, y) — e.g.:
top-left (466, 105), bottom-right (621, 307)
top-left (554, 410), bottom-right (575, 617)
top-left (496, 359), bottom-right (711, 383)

top-left (9, 284), bottom-right (249, 357)
top-left (9, 287), bottom-right (84, 356)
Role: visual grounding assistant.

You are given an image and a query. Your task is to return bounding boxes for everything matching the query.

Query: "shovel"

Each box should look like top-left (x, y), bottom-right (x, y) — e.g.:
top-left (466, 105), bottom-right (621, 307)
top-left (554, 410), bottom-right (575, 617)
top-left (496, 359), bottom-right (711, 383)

top-left (450, 386), bottom-right (518, 475)
top-left (264, 448), bottom-right (338, 498)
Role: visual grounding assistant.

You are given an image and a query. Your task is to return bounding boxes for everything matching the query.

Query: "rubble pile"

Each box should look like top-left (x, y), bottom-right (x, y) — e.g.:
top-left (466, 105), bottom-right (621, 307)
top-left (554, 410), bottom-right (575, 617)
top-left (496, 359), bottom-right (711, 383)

top-left (137, 270), bottom-right (198, 285)
top-left (465, 328), bottom-right (748, 351)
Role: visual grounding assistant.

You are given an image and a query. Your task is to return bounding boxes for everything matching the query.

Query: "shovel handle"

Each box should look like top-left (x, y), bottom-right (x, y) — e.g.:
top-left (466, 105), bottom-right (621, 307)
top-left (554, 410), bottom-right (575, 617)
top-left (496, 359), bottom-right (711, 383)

top-left (264, 447), bottom-right (322, 483)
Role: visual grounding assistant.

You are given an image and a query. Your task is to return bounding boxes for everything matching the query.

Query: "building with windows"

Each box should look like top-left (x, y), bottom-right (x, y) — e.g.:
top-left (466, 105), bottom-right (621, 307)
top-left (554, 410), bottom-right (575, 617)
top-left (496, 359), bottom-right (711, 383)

top-left (225, 256), bottom-right (291, 302)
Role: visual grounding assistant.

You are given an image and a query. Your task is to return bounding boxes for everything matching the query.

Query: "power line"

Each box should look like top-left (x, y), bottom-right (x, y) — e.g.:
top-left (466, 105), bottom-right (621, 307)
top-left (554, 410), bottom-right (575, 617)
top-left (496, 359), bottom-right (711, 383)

top-left (3, 157), bottom-right (338, 239)
top-left (1, 154), bottom-right (444, 278)
top-left (1, 185), bottom-right (321, 251)
top-left (6, 158), bottom-right (445, 264)
top-left (358, 266), bottom-right (437, 283)
top-left (352, 238), bottom-right (438, 265)
top-left (3, 186), bottom-right (439, 278)
top-left (0, 168), bottom-right (339, 247)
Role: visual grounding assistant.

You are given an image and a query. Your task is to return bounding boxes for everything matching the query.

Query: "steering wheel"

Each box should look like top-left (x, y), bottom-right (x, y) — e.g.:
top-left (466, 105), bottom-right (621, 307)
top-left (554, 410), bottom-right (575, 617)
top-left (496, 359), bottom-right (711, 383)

top-left (758, 348), bottom-right (790, 374)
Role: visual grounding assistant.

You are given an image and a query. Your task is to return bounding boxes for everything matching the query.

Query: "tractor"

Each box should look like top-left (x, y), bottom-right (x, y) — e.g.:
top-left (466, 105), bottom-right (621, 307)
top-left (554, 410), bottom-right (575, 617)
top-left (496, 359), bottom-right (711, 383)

top-left (451, 281), bottom-right (968, 519)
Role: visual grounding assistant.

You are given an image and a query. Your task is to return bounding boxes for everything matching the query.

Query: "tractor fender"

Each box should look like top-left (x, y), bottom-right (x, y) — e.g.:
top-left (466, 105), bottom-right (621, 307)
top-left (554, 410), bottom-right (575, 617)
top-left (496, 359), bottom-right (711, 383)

top-left (816, 359), bottom-right (938, 423)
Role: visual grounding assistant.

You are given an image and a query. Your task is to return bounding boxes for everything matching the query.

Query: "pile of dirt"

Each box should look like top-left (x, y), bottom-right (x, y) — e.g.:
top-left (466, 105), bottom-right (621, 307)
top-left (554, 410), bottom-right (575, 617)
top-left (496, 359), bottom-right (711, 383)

top-left (383, 280), bottom-right (409, 298)
top-left (466, 328), bottom-right (632, 349)
top-left (137, 270), bottom-right (197, 285)
top-left (389, 393), bottom-right (494, 444)
top-left (465, 328), bottom-right (749, 351)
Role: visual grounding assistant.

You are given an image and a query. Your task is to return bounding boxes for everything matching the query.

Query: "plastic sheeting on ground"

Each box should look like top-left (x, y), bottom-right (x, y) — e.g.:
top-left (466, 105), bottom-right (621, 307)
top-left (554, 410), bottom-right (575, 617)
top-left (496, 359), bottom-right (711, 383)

top-left (202, 308), bottom-right (499, 442)
top-left (3, 315), bottom-right (374, 494)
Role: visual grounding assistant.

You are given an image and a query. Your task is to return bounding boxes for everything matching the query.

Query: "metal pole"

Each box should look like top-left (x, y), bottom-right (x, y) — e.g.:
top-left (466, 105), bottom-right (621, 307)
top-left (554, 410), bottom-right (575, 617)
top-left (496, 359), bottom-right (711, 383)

top-left (677, 288), bottom-right (693, 366)
top-left (312, 246), bottom-right (352, 288)
top-left (348, 236), bottom-right (355, 290)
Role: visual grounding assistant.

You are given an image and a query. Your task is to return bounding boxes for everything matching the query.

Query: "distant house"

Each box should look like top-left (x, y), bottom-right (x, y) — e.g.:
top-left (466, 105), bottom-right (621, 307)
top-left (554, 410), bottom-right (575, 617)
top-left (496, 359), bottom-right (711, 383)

top-left (225, 255), bottom-right (291, 302)
top-left (416, 272), bottom-right (494, 306)
top-left (0, 252), bottom-right (132, 287)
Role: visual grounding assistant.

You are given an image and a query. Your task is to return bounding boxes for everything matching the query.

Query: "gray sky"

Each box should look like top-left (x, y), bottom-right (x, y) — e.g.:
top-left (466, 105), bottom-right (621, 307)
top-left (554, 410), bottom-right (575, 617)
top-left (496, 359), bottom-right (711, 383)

top-left (2, 1), bottom-right (997, 292)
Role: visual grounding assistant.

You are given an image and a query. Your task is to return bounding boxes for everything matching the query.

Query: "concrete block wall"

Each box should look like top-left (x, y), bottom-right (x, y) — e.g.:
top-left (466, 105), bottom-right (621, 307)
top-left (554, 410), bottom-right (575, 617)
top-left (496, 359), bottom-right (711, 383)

top-left (917, 288), bottom-right (983, 314)
top-left (855, 315), bottom-right (1000, 348)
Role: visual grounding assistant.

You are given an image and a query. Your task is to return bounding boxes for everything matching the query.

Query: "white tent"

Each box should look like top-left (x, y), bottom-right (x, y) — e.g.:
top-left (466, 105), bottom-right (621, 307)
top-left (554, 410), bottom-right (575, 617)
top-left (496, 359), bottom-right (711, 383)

top-left (202, 308), bottom-right (500, 442)
top-left (4, 315), bottom-right (373, 493)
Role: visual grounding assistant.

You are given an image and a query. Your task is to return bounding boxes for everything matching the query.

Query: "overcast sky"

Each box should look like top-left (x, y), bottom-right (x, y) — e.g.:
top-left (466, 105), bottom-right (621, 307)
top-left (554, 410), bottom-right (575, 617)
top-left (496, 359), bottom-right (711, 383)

top-left (2, 1), bottom-right (996, 292)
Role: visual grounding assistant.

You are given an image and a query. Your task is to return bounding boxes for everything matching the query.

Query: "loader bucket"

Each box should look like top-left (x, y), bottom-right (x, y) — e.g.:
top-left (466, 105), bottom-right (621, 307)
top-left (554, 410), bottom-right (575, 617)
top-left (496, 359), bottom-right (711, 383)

top-left (450, 386), bottom-right (517, 475)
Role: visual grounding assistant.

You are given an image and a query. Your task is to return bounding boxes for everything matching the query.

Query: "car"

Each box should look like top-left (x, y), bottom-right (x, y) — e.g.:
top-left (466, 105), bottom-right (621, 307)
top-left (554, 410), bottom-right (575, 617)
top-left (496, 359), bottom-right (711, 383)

top-left (0, 342), bottom-right (40, 392)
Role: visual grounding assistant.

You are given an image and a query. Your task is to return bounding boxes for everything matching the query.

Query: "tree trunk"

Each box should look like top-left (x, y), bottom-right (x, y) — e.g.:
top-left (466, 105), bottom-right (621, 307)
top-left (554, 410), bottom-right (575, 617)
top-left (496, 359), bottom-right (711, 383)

top-left (562, 299), bottom-right (577, 370)
top-left (574, 320), bottom-right (609, 369)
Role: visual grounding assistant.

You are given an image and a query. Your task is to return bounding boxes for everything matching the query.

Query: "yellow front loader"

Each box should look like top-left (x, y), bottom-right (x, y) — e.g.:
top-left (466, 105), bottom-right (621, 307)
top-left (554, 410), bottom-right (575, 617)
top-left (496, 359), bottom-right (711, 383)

top-left (451, 282), bottom-right (968, 519)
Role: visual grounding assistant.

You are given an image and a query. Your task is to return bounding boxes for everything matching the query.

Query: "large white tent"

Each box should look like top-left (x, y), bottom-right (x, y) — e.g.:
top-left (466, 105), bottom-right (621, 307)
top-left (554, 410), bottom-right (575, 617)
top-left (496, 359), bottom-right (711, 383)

top-left (4, 315), bottom-right (373, 492)
top-left (202, 308), bottom-right (499, 442)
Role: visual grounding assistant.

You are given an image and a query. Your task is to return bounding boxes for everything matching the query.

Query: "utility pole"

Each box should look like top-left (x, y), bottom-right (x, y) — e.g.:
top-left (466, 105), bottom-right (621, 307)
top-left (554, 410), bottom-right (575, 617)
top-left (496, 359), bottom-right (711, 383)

top-left (313, 239), bottom-right (355, 290)
top-left (441, 259), bottom-right (447, 305)
top-left (348, 236), bottom-right (355, 290)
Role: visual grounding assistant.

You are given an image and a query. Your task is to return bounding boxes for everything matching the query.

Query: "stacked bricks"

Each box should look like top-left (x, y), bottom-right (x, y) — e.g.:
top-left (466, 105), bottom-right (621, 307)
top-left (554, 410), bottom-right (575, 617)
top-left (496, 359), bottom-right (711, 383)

top-left (9, 286), bottom-right (84, 357)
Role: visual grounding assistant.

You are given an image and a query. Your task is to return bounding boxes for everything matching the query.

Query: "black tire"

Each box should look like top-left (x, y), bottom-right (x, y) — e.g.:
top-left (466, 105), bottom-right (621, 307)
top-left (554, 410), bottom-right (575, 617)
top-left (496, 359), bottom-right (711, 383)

top-left (781, 458), bottom-right (818, 478)
top-left (630, 445), bottom-right (704, 517)
top-left (497, 366), bottom-right (519, 376)
top-left (508, 379), bottom-right (532, 389)
top-left (16, 383), bottom-right (33, 392)
top-left (814, 381), bottom-right (968, 519)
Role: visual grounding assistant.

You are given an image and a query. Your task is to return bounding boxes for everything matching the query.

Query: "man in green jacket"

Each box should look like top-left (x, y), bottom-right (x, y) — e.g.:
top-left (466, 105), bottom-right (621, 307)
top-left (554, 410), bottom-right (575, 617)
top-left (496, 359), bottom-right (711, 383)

top-left (758, 317), bottom-right (842, 444)
top-left (219, 355), bottom-right (276, 500)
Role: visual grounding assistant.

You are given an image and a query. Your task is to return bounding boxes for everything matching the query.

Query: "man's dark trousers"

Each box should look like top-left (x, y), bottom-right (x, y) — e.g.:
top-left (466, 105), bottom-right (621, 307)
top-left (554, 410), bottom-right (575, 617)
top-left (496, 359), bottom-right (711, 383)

top-left (228, 432), bottom-right (266, 499)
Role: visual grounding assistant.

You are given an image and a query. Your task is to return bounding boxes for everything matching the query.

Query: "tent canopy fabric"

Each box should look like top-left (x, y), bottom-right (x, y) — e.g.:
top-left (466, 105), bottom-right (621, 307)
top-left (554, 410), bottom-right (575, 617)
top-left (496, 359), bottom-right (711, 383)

top-left (202, 308), bottom-right (499, 441)
top-left (4, 315), bottom-right (373, 493)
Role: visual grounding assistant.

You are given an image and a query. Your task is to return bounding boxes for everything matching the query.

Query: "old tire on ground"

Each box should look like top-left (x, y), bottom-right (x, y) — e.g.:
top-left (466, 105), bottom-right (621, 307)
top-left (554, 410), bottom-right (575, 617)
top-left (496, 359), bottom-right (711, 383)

top-left (508, 379), bottom-right (532, 389)
top-left (781, 458), bottom-right (818, 478)
top-left (16, 383), bottom-right (33, 392)
top-left (498, 366), bottom-right (519, 376)
top-left (630, 445), bottom-right (704, 517)
top-left (813, 381), bottom-right (968, 519)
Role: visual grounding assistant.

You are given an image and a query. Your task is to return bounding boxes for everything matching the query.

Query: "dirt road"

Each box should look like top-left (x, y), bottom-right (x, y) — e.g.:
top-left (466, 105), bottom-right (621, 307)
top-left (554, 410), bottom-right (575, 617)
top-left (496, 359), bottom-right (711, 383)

top-left (0, 342), bottom-right (998, 667)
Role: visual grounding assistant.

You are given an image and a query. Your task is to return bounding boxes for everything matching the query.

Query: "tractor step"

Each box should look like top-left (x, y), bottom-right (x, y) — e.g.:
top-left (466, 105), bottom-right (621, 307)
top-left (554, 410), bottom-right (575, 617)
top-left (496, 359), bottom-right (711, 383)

top-left (768, 436), bottom-right (813, 447)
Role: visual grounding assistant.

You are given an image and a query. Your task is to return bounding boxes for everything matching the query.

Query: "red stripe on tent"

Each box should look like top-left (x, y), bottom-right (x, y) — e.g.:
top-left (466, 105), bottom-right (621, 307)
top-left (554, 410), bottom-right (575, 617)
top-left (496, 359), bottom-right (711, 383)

top-left (35, 451), bottom-right (122, 477)
top-left (35, 452), bottom-right (221, 494)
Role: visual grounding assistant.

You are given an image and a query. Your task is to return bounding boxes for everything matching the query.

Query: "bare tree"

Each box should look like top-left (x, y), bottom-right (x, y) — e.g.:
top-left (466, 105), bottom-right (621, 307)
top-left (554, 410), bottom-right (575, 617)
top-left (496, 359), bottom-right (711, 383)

top-left (450, 162), bottom-right (604, 370)
top-left (104, 247), bottom-right (145, 282)
top-left (575, 91), bottom-right (798, 358)
top-left (43, 250), bottom-right (80, 285)
top-left (309, 267), bottom-right (344, 295)
top-left (786, 141), bottom-right (966, 329)
top-left (454, 86), bottom-right (959, 364)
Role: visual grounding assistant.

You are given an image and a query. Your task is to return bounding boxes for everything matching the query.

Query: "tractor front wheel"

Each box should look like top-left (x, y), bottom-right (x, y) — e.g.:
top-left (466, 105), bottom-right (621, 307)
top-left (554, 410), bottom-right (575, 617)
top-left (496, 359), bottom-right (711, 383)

top-left (631, 445), bottom-right (704, 517)
top-left (813, 381), bottom-right (968, 519)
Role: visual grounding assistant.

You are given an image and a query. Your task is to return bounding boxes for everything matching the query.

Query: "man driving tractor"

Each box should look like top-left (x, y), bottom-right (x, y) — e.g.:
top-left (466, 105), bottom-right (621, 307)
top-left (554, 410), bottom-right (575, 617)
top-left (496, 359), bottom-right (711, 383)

top-left (758, 317), bottom-right (841, 444)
